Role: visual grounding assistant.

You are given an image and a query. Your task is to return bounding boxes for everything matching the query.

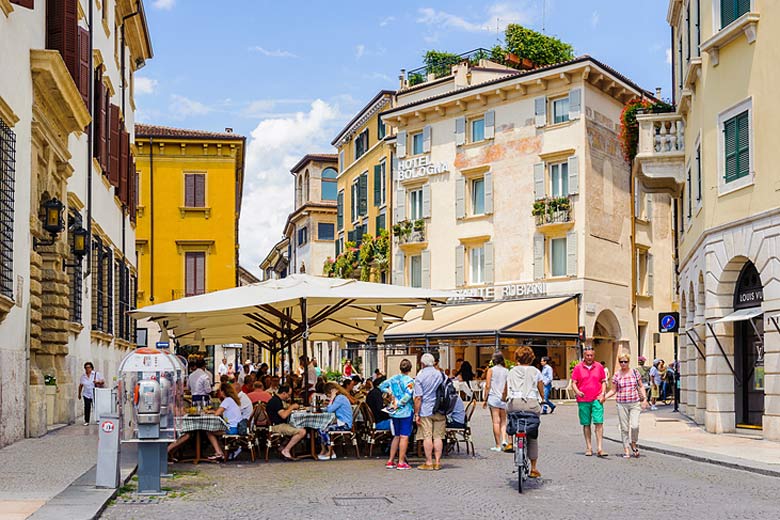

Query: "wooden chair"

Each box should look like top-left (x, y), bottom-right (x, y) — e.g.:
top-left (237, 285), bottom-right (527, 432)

top-left (327, 405), bottom-right (361, 458)
top-left (445, 399), bottom-right (476, 456)
top-left (359, 402), bottom-right (393, 457)
top-left (223, 404), bottom-right (264, 462)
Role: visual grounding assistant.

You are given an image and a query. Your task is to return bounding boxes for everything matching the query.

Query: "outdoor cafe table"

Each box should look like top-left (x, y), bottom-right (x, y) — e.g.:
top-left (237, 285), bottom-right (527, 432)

top-left (288, 410), bottom-right (335, 459)
top-left (179, 414), bottom-right (226, 464)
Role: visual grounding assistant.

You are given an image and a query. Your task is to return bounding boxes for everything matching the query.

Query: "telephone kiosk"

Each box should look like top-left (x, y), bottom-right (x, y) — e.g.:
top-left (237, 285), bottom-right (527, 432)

top-left (118, 347), bottom-right (184, 495)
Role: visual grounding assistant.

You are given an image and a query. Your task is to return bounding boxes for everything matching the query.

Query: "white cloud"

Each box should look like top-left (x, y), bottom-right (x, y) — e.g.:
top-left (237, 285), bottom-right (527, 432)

top-left (379, 16), bottom-right (396, 27)
top-left (239, 100), bottom-right (343, 274)
top-left (355, 44), bottom-right (366, 59)
top-left (249, 46), bottom-right (298, 58)
top-left (153, 0), bottom-right (175, 10)
top-left (591, 11), bottom-right (600, 27)
top-left (417, 3), bottom-right (533, 33)
top-left (243, 98), bottom-right (312, 118)
top-left (169, 94), bottom-right (212, 119)
top-left (666, 48), bottom-right (672, 64)
top-left (134, 76), bottom-right (158, 95)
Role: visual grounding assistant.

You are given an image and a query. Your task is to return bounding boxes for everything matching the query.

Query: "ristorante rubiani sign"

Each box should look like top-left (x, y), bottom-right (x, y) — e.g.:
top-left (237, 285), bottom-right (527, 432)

top-left (396, 155), bottom-right (449, 181)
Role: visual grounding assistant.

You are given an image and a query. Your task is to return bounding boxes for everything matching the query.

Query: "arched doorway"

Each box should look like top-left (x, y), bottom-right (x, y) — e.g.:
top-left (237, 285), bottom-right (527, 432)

top-left (592, 310), bottom-right (621, 378)
top-left (733, 261), bottom-right (764, 427)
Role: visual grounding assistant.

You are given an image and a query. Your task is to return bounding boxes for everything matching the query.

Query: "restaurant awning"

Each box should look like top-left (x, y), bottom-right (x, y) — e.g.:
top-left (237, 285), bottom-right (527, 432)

top-left (383, 295), bottom-right (579, 341)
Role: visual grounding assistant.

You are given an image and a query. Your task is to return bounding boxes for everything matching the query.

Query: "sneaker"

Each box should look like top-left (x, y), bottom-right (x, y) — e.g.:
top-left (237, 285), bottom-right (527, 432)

top-left (396, 462), bottom-right (412, 470)
top-left (417, 463), bottom-right (435, 471)
top-left (317, 454), bottom-right (330, 460)
top-left (385, 461), bottom-right (397, 469)
top-left (330, 453), bottom-right (337, 460)
top-left (650, 405), bottom-right (658, 411)
top-left (489, 447), bottom-right (502, 452)
top-left (83, 422), bottom-right (89, 426)
top-left (229, 447), bottom-right (242, 460)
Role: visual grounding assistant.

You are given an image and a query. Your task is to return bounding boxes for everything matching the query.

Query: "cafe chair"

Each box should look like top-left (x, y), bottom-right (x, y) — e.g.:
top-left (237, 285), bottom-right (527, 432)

top-left (223, 404), bottom-right (263, 463)
top-left (445, 399), bottom-right (476, 456)
top-left (469, 380), bottom-right (485, 402)
top-left (328, 405), bottom-right (361, 459)
top-left (359, 402), bottom-right (392, 457)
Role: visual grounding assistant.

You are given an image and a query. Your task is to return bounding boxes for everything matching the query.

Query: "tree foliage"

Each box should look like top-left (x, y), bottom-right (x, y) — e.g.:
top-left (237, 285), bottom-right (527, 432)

top-left (500, 24), bottom-right (574, 66)
top-left (423, 50), bottom-right (463, 78)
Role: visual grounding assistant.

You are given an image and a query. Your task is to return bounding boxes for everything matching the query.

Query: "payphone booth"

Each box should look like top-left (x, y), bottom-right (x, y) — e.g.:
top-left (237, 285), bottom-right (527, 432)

top-left (118, 347), bottom-right (184, 494)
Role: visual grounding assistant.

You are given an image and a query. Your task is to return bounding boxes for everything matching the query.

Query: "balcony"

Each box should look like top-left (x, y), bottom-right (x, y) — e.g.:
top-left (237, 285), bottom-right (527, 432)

top-left (634, 112), bottom-right (685, 194)
top-left (393, 219), bottom-right (427, 249)
top-left (533, 197), bottom-right (573, 231)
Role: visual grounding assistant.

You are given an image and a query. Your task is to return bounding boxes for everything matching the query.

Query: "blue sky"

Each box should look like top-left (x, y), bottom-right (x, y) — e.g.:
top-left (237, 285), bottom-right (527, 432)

top-left (137, 0), bottom-right (673, 275)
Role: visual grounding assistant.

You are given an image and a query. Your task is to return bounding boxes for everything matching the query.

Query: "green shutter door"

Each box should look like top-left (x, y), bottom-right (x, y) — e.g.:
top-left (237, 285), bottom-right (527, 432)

top-left (337, 191), bottom-right (344, 229)
top-left (724, 117), bottom-right (737, 181)
top-left (736, 112), bottom-right (750, 179)
top-left (359, 173), bottom-right (368, 216)
top-left (373, 164), bottom-right (381, 207)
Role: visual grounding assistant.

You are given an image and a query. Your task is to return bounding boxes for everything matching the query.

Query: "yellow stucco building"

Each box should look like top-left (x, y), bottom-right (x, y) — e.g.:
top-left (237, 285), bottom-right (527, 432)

top-left (133, 125), bottom-right (245, 309)
top-left (332, 91), bottom-right (394, 270)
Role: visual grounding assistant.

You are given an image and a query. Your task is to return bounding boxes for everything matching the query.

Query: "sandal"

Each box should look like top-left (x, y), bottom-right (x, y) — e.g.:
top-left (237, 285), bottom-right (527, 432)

top-left (622, 454), bottom-right (631, 459)
top-left (596, 451), bottom-right (608, 458)
top-left (585, 450), bottom-right (593, 456)
top-left (633, 448), bottom-right (640, 458)
top-left (207, 454), bottom-right (225, 462)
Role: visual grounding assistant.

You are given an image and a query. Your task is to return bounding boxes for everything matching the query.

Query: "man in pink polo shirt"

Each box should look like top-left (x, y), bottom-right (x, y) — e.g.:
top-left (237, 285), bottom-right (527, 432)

top-left (571, 347), bottom-right (607, 457)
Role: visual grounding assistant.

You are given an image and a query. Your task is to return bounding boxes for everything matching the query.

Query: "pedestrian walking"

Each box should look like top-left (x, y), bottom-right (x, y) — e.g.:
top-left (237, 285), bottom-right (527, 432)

top-left (570, 347), bottom-right (607, 457)
top-left (604, 354), bottom-right (648, 458)
top-left (504, 346), bottom-right (544, 478)
top-left (413, 353), bottom-right (446, 470)
top-left (649, 360), bottom-right (662, 410)
top-left (483, 352), bottom-right (509, 451)
top-left (540, 356), bottom-right (556, 414)
top-left (78, 362), bottom-right (104, 425)
top-left (379, 358), bottom-right (415, 470)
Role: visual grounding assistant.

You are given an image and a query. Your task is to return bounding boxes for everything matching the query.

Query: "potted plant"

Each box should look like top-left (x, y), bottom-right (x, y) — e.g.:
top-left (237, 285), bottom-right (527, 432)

top-left (531, 200), bottom-right (547, 217)
top-left (413, 219), bottom-right (425, 232)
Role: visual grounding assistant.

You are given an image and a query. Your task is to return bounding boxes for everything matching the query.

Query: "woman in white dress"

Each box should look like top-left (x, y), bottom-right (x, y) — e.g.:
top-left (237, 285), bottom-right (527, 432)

top-left (483, 352), bottom-right (509, 451)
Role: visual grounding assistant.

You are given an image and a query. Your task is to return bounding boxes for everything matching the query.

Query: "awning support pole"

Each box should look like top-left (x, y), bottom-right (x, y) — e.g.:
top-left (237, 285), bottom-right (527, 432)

top-left (301, 297), bottom-right (310, 402)
top-left (706, 322), bottom-right (740, 385)
top-left (684, 330), bottom-right (706, 359)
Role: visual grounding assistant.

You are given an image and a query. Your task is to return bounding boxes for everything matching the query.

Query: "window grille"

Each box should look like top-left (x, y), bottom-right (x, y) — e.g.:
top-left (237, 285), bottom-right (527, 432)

top-left (105, 246), bottom-right (113, 334)
top-left (91, 237), bottom-right (104, 331)
top-left (0, 119), bottom-right (15, 300)
top-left (68, 211), bottom-right (83, 322)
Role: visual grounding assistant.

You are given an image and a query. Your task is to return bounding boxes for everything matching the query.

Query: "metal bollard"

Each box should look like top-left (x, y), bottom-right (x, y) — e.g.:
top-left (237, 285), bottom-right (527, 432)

top-left (96, 414), bottom-right (121, 488)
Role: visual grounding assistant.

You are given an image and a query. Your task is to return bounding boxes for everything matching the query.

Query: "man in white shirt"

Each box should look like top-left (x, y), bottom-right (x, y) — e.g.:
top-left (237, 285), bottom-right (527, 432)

top-left (188, 358), bottom-right (212, 405)
top-left (217, 358), bottom-right (228, 377)
top-left (540, 356), bottom-right (557, 415)
top-left (78, 362), bottom-right (105, 425)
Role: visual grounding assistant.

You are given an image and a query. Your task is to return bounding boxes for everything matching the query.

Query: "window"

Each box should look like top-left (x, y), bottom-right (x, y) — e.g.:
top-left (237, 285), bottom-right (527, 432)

top-left (185, 252), bottom-right (205, 296)
top-left (321, 167), bottom-right (338, 201)
top-left (550, 162), bottom-right (569, 197)
top-left (469, 246), bottom-right (485, 285)
top-left (377, 117), bottom-right (386, 140)
top-left (409, 255), bottom-right (422, 288)
top-left (0, 118), bottom-right (15, 300)
top-left (373, 162), bottom-right (387, 207)
top-left (412, 132), bottom-right (424, 155)
top-left (336, 236), bottom-right (343, 256)
top-left (552, 97), bottom-right (570, 124)
top-left (695, 142), bottom-right (702, 204)
top-left (409, 188), bottom-right (423, 220)
top-left (470, 118), bottom-right (485, 142)
top-left (184, 173), bottom-right (205, 207)
top-left (318, 223), bottom-right (334, 241)
top-left (471, 178), bottom-right (485, 215)
top-left (351, 180), bottom-right (359, 222)
top-left (68, 211), bottom-right (83, 322)
top-left (91, 238), bottom-right (105, 331)
top-left (354, 129), bottom-right (369, 160)
top-left (724, 110), bottom-right (749, 183)
top-left (550, 237), bottom-right (567, 277)
top-left (375, 212), bottom-right (386, 234)
top-left (721, 0), bottom-right (750, 28)
top-left (636, 249), bottom-right (652, 296)
top-left (297, 226), bottom-right (308, 246)
top-left (104, 245), bottom-right (113, 334)
top-left (686, 166), bottom-right (693, 220)
top-left (337, 190), bottom-right (344, 230)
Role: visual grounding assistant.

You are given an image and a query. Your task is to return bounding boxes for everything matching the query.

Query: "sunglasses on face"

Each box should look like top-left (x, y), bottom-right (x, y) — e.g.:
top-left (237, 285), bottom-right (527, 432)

top-left (618, 360), bottom-right (629, 364)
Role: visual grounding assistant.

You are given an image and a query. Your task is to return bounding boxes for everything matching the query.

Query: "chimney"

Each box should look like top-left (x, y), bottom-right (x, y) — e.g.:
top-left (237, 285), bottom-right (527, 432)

top-left (399, 69), bottom-right (406, 89)
top-left (225, 127), bottom-right (233, 133)
top-left (655, 87), bottom-right (662, 99)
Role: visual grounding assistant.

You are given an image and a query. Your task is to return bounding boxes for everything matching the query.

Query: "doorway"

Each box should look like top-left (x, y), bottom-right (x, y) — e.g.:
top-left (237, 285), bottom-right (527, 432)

top-left (733, 262), bottom-right (764, 428)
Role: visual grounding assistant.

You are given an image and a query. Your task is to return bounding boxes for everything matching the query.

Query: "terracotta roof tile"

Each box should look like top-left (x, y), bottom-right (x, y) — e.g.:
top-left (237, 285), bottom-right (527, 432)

top-left (135, 124), bottom-right (245, 140)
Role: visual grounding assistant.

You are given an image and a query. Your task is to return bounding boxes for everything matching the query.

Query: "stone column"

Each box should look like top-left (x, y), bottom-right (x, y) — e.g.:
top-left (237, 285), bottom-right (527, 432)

top-left (27, 250), bottom-right (47, 437)
top-left (762, 295), bottom-right (780, 441)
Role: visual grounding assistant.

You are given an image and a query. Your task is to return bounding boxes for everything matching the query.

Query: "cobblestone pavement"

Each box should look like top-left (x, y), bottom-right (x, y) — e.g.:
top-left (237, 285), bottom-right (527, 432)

top-left (102, 404), bottom-right (779, 520)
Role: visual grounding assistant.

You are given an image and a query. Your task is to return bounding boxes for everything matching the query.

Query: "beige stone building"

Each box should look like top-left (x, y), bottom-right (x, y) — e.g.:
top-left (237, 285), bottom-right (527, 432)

top-left (0, 0), bottom-right (151, 446)
top-left (383, 56), bottom-right (676, 377)
top-left (636, 0), bottom-right (780, 438)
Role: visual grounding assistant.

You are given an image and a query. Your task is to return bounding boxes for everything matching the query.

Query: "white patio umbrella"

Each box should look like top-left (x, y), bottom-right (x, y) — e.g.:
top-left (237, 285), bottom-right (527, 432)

top-left (130, 274), bottom-right (452, 386)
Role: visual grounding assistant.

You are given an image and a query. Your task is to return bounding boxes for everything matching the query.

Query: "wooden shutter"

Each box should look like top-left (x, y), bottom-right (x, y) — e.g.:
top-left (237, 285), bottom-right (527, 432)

top-left (392, 250), bottom-right (405, 285)
top-left (195, 174), bottom-right (205, 207)
top-left (736, 112), bottom-right (749, 179)
top-left (455, 176), bottom-right (465, 219)
top-left (396, 131), bottom-right (407, 158)
top-left (358, 173), bottom-right (368, 216)
top-left (129, 154), bottom-right (137, 222)
top-left (568, 88), bottom-right (582, 120)
top-left (108, 104), bottom-right (120, 187)
top-left (77, 26), bottom-right (90, 107)
top-left (337, 191), bottom-right (344, 229)
top-left (455, 245), bottom-right (465, 288)
top-left (93, 71), bottom-right (104, 163)
top-left (455, 117), bottom-right (465, 146)
top-left (534, 96), bottom-right (547, 127)
top-left (484, 110), bottom-right (495, 139)
top-left (567, 155), bottom-right (579, 194)
top-left (119, 128), bottom-right (129, 205)
top-left (483, 171), bottom-right (493, 214)
top-left (373, 164), bottom-right (381, 207)
top-left (184, 174), bottom-right (195, 206)
top-left (533, 163), bottom-right (545, 199)
top-left (422, 125), bottom-right (432, 153)
top-left (46, 0), bottom-right (79, 84)
top-left (724, 116), bottom-right (737, 180)
top-left (422, 183), bottom-right (431, 219)
top-left (484, 242), bottom-right (494, 285)
top-left (375, 213), bottom-right (385, 233)
top-left (394, 185), bottom-right (405, 224)
top-left (533, 234), bottom-right (545, 280)
top-left (421, 250), bottom-right (431, 289)
top-left (566, 231), bottom-right (577, 277)
top-left (647, 253), bottom-right (654, 296)
top-left (10, 0), bottom-right (35, 8)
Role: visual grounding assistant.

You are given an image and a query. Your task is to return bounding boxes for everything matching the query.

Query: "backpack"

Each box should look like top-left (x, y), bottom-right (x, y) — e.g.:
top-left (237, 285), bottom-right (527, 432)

top-left (434, 372), bottom-right (459, 416)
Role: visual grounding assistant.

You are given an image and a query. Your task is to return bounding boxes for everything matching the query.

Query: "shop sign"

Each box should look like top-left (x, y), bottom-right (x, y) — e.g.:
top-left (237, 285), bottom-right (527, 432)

top-left (736, 288), bottom-right (763, 309)
top-left (396, 155), bottom-right (448, 181)
top-left (451, 282), bottom-right (547, 302)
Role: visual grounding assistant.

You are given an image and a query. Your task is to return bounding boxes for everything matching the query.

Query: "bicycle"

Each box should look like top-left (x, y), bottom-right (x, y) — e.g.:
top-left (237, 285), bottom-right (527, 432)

top-left (514, 429), bottom-right (530, 493)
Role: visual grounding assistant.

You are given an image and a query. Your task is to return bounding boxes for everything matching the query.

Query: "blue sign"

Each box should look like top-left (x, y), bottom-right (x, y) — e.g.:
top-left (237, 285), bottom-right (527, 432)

top-left (658, 312), bottom-right (679, 333)
top-left (156, 341), bottom-right (170, 349)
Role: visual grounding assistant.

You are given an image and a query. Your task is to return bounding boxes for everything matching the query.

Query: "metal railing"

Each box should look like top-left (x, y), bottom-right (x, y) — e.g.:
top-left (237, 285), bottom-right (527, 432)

top-left (405, 48), bottom-right (494, 87)
top-left (533, 197), bottom-right (572, 226)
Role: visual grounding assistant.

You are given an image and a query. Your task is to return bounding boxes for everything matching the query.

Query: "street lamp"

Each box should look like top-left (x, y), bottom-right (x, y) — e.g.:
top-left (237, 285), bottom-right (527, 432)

top-left (63, 224), bottom-right (89, 269)
top-left (33, 197), bottom-right (65, 249)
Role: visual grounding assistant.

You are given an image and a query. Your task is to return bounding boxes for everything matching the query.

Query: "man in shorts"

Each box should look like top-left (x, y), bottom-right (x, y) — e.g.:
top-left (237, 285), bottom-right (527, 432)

top-left (413, 353), bottom-right (445, 470)
top-left (266, 385), bottom-right (306, 460)
top-left (571, 347), bottom-right (607, 457)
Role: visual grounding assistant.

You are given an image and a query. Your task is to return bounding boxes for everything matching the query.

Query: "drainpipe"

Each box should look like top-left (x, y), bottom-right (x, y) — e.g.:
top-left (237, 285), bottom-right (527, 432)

top-left (85, 0), bottom-right (94, 276)
top-left (148, 137), bottom-right (155, 301)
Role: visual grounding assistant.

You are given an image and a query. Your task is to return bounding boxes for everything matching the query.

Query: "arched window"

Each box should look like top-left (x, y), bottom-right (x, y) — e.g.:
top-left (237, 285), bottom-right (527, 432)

top-left (321, 167), bottom-right (338, 201)
top-left (297, 176), bottom-right (303, 206)
top-left (303, 170), bottom-right (310, 202)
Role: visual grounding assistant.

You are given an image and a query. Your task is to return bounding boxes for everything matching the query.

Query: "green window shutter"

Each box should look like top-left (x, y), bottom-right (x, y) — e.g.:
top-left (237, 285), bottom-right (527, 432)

top-left (724, 117), bottom-right (737, 181)
top-left (736, 111), bottom-right (750, 180)
top-left (335, 239), bottom-right (341, 256)
top-left (375, 213), bottom-right (385, 233)
top-left (373, 164), bottom-right (381, 207)
top-left (337, 191), bottom-right (344, 229)
top-left (377, 117), bottom-right (386, 140)
top-left (737, 0), bottom-right (750, 18)
top-left (359, 173), bottom-right (368, 216)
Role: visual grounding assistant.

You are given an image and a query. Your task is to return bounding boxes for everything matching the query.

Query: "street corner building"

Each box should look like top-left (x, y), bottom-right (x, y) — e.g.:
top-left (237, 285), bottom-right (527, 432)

top-left (380, 53), bottom-right (677, 379)
top-left (635, 0), bottom-right (780, 439)
top-left (133, 124), bottom-right (246, 370)
top-left (0, 0), bottom-right (152, 446)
